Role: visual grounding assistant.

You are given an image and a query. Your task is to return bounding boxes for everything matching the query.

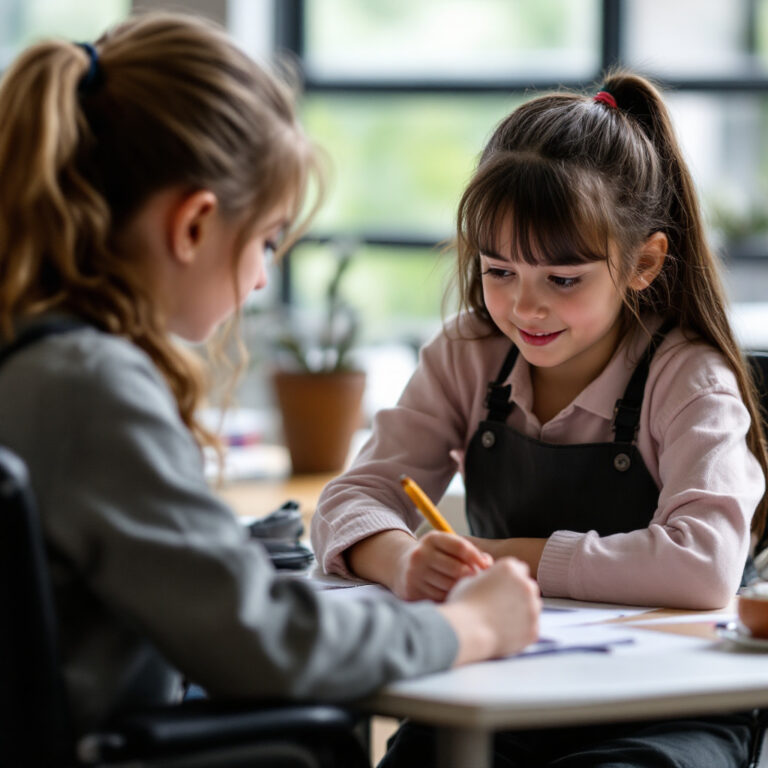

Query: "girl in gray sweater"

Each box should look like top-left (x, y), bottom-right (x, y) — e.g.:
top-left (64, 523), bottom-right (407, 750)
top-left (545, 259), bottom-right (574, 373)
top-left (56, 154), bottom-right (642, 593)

top-left (0, 11), bottom-right (540, 736)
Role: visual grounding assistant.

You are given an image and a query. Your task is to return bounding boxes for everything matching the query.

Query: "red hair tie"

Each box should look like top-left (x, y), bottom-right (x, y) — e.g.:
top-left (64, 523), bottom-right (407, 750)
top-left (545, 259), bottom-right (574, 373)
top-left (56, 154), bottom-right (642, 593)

top-left (594, 90), bottom-right (617, 109)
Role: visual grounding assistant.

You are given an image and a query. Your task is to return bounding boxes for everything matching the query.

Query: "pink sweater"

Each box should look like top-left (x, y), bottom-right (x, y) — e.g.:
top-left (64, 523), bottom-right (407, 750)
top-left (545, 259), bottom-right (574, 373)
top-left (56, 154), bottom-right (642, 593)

top-left (311, 314), bottom-right (764, 609)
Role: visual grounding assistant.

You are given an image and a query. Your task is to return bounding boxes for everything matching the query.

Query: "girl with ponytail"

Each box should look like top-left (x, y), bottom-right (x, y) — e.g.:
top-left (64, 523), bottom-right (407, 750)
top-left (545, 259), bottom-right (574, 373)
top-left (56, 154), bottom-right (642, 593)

top-left (314, 70), bottom-right (764, 766)
top-left (0, 11), bottom-right (543, 741)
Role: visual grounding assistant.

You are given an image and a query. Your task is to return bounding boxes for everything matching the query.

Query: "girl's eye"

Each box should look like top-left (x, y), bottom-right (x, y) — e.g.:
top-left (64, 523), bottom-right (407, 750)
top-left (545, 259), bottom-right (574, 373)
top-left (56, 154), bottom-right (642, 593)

top-left (264, 240), bottom-right (278, 262)
top-left (549, 275), bottom-right (581, 289)
top-left (481, 267), bottom-right (514, 280)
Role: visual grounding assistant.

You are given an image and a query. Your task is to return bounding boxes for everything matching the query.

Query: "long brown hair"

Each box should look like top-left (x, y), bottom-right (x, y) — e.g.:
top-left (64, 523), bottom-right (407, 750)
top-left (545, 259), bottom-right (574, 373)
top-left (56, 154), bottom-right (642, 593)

top-left (0, 12), bottom-right (319, 447)
top-left (454, 69), bottom-right (768, 538)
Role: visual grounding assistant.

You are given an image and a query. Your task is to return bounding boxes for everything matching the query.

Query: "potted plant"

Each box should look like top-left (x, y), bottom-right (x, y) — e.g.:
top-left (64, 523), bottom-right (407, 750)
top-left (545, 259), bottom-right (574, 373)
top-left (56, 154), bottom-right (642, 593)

top-left (271, 240), bottom-right (366, 474)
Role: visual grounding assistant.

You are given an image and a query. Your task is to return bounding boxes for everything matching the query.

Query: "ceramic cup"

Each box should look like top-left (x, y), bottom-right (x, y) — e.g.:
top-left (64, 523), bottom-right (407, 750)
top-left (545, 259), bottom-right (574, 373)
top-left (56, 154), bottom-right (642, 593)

top-left (738, 581), bottom-right (768, 638)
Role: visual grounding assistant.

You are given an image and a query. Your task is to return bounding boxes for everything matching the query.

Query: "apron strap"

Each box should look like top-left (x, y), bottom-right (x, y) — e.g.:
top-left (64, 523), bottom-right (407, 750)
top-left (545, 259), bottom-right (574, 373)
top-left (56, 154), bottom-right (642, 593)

top-left (612, 318), bottom-right (677, 443)
top-left (484, 344), bottom-right (520, 422)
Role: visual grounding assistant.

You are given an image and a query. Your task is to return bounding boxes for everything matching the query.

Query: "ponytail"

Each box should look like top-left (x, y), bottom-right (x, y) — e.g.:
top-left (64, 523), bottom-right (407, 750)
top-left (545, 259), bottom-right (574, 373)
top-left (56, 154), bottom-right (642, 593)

top-left (0, 39), bottom-right (211, 445)
top-left (0, 42), bottom-right (109, 332)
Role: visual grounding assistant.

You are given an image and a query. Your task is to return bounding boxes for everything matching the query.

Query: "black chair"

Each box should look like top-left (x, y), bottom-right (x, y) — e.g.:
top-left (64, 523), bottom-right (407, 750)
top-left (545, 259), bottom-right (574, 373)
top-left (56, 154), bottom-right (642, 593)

top-left (0, 446), bottom-right (370, 767)
top-left (743, 353), bottom-right (768, 768)
top-left (748, 352), bottom-right (768, 422)
top-left (749, 352), bottom-right (768, 559)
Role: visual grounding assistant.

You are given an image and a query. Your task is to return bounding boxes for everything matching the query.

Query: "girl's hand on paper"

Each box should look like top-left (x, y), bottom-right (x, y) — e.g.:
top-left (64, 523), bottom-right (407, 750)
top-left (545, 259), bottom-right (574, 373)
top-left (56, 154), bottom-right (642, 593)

top-left (394, 531), bottom-right (493, 602)
top-left (467, 536), bottom-right (548, 580)
top-left (439, 557), bottom-right (541, 664)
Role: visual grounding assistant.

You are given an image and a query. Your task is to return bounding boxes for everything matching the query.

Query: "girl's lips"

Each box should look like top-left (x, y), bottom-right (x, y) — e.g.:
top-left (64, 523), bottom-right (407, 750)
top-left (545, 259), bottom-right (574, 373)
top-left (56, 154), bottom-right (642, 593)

top-left (518, 328), bottom-right (564, 346)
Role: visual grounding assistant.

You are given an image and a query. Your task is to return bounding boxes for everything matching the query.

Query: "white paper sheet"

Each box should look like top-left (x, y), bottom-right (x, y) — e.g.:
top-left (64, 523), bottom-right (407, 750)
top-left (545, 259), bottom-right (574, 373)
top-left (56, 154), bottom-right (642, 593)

top-left (539, 598), bottom-right (653, 632)
top-left (625, 611), bottom-right (735, 626)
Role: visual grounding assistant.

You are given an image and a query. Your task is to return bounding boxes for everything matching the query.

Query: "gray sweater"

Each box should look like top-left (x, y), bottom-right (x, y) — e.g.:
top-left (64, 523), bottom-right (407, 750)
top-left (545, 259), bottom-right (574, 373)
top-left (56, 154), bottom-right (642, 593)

top-left (0, 321), bottom-right (457, 732)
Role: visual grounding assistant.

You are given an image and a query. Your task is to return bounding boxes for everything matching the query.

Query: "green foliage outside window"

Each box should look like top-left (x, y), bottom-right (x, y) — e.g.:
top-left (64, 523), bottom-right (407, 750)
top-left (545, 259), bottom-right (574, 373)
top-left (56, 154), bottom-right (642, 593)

top-left (304, 95), bottom-right (519, 236)
top-left (290, 243), bottom-right (455, 344)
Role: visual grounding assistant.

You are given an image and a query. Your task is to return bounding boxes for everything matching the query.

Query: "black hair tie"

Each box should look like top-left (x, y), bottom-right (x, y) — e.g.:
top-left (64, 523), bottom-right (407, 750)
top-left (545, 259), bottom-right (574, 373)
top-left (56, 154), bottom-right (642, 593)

top-left (76, 42), bottom-right (102, 93)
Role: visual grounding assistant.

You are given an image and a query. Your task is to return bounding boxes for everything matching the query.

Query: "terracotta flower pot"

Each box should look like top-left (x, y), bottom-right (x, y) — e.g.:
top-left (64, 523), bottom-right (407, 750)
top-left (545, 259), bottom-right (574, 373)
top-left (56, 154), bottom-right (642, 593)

top-left (272, 369), bottom-right (366, 475)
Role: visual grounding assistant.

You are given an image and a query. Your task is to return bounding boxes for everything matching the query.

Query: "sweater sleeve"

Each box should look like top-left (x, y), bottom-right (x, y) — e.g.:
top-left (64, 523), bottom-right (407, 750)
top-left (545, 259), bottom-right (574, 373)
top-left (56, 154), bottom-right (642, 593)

top-left (49, 338), bottom-right (457, 702)
top-left (311, 323), bottom-right (487, 577)
top-left (538, 346), bottom-right (763, 609)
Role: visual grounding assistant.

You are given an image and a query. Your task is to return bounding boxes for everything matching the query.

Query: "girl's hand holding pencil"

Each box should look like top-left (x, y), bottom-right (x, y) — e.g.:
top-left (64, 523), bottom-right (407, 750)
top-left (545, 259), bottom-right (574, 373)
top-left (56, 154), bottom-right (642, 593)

top-left (398, 475), bottom-right (540, 657)
top-left (394, 474), bottom-right (493, 602)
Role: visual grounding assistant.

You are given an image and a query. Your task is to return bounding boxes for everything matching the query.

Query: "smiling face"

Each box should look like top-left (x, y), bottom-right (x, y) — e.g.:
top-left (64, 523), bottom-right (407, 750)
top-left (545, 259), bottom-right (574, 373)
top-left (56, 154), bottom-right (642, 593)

top-left (480, 237), bottom-right (627, 385)
top-left (459, 154), bottom-right (647, 387)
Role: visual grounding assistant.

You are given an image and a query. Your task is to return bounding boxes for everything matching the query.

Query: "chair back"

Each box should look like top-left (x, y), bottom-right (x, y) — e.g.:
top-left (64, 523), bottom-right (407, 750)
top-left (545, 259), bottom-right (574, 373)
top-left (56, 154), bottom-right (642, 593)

top-left (749, 353), bottom-right (768, 559)
top-left (0, 446), bottom-right (73, 766)
top-left (749, 353), bottom-right (768, 416)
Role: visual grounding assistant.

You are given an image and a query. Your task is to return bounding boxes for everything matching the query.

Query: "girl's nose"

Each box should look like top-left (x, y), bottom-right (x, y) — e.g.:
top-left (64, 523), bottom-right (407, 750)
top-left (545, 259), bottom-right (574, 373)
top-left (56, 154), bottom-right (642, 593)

top-left (513, 283), bottom-right (546, 321)
top-left (253, 260), bottom-right (268, 291)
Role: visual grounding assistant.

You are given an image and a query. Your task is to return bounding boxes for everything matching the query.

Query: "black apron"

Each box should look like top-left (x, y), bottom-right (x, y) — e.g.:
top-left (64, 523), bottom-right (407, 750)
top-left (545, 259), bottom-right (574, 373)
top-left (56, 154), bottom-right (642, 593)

top-left (465, 322), bottom-right (674, 541)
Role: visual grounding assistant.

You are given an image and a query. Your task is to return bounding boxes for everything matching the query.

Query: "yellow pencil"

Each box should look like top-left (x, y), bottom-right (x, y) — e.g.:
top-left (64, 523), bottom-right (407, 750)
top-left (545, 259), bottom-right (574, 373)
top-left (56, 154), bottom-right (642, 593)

top-left (399, 474), bottom-right (456, 534)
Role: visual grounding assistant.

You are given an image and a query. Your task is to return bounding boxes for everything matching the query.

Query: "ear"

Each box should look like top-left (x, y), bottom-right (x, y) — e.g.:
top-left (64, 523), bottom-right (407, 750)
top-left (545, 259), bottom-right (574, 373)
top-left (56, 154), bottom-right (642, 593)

top-left (628, 231), bottom-right (667, 291)
top-left (168, 189), bottom-right (218, 265)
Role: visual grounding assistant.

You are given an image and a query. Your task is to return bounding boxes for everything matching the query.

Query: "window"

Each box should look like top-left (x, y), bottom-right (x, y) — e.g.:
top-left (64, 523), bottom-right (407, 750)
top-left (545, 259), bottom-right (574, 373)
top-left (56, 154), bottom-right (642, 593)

top-left (274, 0), bottom-right (768, 355)
top-left (303, 0), bottom-right (600, 82)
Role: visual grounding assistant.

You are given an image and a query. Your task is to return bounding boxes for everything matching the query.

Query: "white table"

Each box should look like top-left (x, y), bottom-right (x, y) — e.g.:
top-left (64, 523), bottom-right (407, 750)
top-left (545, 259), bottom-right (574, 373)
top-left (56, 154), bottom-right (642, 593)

top-left (361, 606), bottom-right (768, 768)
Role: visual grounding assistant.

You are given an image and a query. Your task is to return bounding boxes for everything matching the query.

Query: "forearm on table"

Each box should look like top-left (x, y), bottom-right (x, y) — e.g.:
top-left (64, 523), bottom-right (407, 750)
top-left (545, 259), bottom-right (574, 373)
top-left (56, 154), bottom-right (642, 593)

top-left (536, 519), bottom-right (748, 608)
top-left (469, 536), bottom-right (548, 580)
top-left (346, 529), bottom-right (418, 588)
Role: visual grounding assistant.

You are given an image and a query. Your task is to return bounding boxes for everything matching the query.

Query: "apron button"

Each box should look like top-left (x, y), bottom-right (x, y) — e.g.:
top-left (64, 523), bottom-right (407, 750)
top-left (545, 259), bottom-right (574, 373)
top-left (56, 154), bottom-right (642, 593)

top-left (481, 430), bottom-right (496, 448)
top-left (613, 453), bottom-right (631, 472)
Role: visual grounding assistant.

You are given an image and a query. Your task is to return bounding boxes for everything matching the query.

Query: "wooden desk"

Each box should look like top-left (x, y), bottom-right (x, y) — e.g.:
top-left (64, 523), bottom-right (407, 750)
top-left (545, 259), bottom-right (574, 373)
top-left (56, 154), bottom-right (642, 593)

top-left (217, 472), bottom-right (335, 529)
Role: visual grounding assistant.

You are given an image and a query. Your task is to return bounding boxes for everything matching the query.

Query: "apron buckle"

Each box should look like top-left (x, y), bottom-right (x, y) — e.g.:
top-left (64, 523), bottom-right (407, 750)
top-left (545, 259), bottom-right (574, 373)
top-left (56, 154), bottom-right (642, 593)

top-left (484, 382), bottom-right (511, 410)
top-left (484, 383), bottom-right (513, 422)
top-left (612, 398), bottom-right (641, 442)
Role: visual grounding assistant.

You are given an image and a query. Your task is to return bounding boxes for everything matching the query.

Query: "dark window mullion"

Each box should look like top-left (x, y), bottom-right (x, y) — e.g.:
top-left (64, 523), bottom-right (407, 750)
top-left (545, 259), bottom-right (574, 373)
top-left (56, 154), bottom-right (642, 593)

top-left (274, 0), bottom-right (302, 304)
top-left (273, 0), bottom-right (304, 60)
top-left (601, 0), bottom-right (623, 71)
top-left (300, 75), bottom-right (768, 95)
top-left (300, 77), bottom-right (596, 94)
top-left (297, 233), bottom-right (446, 250)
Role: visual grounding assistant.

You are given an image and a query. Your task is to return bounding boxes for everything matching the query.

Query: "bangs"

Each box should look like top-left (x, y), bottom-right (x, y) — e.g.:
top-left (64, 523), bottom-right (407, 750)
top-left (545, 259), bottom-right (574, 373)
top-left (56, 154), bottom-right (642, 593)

top-left (461, 152), bottom-right (612, 267)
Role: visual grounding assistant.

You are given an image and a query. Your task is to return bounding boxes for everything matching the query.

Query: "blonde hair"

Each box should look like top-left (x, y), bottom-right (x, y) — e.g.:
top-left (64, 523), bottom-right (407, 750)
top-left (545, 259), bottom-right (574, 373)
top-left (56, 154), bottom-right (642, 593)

top-left (454, 69), bottom-right (768, 539)
top-left (0, 11), bottom-right (319, 447)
